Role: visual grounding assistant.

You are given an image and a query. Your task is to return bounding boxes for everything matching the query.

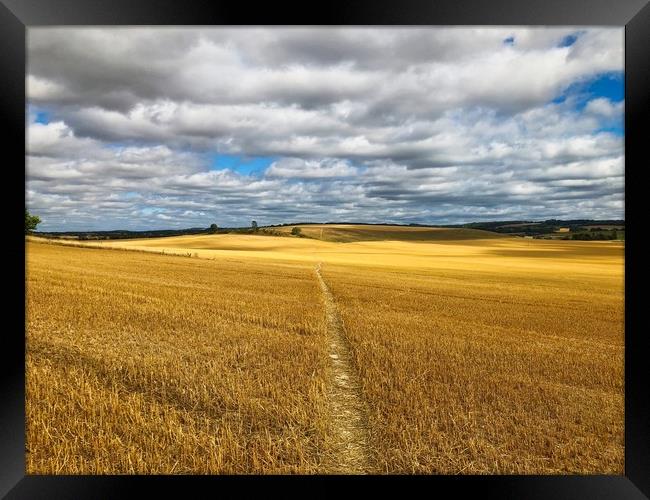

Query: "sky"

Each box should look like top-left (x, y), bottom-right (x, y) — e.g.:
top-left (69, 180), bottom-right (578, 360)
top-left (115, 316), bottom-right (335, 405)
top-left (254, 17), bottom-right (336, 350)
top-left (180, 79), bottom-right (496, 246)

top-left (26, 27), bottom-right (624, 231)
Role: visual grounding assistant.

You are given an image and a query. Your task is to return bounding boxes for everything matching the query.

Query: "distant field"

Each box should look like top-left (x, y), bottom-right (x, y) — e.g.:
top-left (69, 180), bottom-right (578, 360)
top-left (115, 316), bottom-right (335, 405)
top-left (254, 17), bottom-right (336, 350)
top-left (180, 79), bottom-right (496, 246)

top-left (273, 224), bottom-right (504, 242)
top-left (497, 222), bottom-right (542, 228)
top-left (26, 226), bottom-right (624, 474)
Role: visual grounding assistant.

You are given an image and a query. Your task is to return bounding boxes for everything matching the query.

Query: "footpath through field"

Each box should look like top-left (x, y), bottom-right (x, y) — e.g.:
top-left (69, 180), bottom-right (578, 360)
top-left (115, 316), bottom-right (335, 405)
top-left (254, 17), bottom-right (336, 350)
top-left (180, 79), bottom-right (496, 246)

top-left (315, 262), bottom-right (373, 474)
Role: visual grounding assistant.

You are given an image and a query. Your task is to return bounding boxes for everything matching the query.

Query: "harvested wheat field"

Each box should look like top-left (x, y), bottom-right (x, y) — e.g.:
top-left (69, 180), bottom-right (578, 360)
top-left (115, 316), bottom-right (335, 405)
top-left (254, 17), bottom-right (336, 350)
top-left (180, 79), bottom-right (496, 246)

top-left (26, 225), bottom-right (624, 474)
top-left (26, 241), bottom-right (331, 474)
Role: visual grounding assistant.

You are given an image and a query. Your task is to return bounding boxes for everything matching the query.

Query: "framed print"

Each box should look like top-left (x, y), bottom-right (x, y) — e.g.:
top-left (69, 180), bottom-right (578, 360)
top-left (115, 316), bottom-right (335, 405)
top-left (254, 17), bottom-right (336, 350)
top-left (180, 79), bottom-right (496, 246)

top-left (2, 0), bottom-right (648, 498)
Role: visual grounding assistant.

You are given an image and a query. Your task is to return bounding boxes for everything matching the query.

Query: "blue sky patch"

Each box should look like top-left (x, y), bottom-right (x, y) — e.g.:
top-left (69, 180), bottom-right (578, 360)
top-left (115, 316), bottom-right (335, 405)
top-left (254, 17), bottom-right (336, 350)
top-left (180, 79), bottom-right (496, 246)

top-left (552, 71), bottom-right (624, 108)
top-left (210, 154), bottom-right (277, 175)
top-left (558, 32), bottom-right (582, 48)
top-left (35, 111), bottom-right (50, 124)
top-left (586, 72), bottom-right (624, 102)
top-left (33, 109), bottom-right (51, 125)
top-left (550, 71), bottom-right (624, 136)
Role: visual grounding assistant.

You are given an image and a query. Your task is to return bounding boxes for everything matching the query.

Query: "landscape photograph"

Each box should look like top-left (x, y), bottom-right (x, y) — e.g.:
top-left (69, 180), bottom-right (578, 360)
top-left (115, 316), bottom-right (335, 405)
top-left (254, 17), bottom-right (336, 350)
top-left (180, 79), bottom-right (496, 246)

top-left (25, 27), bottom-right (624, 475)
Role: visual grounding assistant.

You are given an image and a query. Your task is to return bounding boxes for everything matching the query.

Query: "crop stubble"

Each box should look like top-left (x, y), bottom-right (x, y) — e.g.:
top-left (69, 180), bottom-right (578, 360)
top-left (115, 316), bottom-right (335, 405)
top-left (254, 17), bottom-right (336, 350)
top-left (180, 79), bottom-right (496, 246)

top-left (26, 233), bottom-right (624, 474)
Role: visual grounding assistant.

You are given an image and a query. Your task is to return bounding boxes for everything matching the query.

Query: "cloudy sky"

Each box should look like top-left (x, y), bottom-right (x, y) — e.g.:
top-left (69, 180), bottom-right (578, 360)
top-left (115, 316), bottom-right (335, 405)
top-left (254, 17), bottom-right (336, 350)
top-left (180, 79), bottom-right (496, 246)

top-left (26, 27), bottom-right (624, 231)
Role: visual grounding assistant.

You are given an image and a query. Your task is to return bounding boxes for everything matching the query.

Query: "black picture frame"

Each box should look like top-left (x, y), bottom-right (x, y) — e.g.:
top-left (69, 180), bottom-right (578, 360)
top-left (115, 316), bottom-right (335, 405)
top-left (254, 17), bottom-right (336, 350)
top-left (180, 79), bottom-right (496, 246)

top-left (2, 1), bottom-right (648, 498)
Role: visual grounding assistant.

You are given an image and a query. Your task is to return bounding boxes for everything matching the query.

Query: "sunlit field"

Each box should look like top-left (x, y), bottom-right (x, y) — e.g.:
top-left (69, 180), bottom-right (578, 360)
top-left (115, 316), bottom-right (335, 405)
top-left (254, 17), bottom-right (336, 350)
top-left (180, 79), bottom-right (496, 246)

top-left (26, 225), bottom-right (624, 474)
top-left (26, 242), bottom-right (330, 474)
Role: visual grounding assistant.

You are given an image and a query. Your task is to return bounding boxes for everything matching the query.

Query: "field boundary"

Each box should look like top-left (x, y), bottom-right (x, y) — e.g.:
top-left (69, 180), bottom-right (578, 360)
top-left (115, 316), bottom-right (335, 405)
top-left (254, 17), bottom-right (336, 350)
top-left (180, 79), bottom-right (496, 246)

top-left (315, 262), bottom-right (373, 474)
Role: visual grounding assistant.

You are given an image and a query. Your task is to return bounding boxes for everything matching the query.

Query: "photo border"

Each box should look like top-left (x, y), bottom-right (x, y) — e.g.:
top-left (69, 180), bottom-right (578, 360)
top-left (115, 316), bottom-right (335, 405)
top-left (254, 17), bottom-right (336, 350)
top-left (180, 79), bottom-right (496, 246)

top-left (2, 0), bottom-right (647, 497)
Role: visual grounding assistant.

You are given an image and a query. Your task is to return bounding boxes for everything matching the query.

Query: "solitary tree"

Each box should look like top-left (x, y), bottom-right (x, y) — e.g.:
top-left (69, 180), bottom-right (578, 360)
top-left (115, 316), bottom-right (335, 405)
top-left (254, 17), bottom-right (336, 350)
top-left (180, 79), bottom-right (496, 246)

top-left (209, 223), bottom-right (218, 234)
top-left (251, 220), bottom-right (258, 231)
top-left (25, 209), bottom-right (41, 234)
top-left (291, 226), bottom-right (302, 236)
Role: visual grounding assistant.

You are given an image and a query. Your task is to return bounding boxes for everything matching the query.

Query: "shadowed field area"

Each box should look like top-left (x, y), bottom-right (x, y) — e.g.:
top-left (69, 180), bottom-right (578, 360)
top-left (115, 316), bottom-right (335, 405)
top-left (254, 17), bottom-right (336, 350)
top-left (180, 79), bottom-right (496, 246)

top-left (26, 226), bottom-right (624, 474)
top-left (273, 224), bottom-right (504, 242)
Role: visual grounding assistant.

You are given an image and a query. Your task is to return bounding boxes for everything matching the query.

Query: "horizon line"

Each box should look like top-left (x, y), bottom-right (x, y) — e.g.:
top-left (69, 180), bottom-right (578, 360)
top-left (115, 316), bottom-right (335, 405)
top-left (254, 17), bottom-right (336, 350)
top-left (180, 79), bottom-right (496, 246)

top-left (32, 217), bottom-right (626, 234)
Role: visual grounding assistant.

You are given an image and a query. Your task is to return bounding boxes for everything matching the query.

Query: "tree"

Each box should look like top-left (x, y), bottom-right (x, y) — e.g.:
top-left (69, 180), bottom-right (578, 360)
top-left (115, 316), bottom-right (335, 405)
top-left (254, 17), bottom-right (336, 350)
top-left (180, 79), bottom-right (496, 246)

top-left (291, 226), bottom-right (302, 236)
top-left (25, 209), bottom-right (41, 234)
top-left (209, 223), bottom-right (218, 234)
top-left (251, 220), bottom-right (258, 231)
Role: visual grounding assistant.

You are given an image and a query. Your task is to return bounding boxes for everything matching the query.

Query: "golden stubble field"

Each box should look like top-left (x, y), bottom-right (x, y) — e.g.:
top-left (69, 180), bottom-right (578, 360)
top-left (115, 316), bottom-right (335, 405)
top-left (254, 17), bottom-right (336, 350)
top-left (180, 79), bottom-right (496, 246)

top-left (26, 242), bottom-right (331, 474)
top-left (26, 226), bottom-right (624, 474)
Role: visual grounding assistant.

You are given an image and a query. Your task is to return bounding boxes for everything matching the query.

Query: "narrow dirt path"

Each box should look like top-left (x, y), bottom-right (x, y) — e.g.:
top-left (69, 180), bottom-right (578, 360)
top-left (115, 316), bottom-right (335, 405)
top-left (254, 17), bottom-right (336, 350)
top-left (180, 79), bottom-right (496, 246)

top-left (315, 262), bottom-right (373, 474)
